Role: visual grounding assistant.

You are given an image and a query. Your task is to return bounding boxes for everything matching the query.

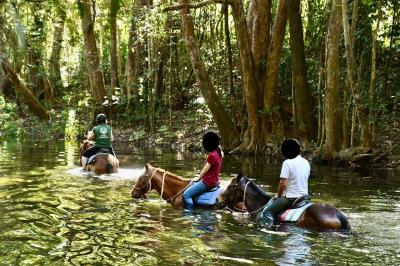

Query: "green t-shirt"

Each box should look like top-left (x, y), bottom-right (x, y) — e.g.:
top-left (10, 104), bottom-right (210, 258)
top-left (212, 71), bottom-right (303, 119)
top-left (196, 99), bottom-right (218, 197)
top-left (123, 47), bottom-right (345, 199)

top-left (93, 124), bottom-right (112, 148)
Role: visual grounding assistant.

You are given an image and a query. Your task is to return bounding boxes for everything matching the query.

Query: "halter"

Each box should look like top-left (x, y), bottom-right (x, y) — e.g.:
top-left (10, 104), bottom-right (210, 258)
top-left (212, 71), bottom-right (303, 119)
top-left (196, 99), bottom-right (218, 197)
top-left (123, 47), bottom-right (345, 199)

top-left (225, 179), bottom-right (268, 215)
top-left (132, 167), bottom-right (194, 203)
top-left (132, 167), bottom-right (159, 198)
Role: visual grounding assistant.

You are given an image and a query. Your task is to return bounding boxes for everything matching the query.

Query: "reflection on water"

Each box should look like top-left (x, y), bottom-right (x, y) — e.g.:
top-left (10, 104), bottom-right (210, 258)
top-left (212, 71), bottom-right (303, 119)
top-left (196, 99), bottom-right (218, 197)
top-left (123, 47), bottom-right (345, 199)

top-left (0, 140), bottom-right (400, 265)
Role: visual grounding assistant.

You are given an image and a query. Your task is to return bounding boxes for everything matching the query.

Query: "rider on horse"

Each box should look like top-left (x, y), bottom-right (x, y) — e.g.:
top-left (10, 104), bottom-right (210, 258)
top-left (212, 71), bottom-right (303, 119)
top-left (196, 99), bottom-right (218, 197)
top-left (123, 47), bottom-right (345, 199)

top-left (262, 138), bottom-right (310, 226)
top-left (81, 113), bottom-right (116, 169)
top-left (183, 132), bottom-right (223, 210)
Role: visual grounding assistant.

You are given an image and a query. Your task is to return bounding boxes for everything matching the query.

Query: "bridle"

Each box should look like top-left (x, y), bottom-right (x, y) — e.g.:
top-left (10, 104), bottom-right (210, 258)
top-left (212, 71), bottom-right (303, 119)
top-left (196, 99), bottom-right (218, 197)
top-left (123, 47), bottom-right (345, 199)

top-left (225, 178), bottom-right (268, 215)
top-left (132, 167), bottom-right (194, 203)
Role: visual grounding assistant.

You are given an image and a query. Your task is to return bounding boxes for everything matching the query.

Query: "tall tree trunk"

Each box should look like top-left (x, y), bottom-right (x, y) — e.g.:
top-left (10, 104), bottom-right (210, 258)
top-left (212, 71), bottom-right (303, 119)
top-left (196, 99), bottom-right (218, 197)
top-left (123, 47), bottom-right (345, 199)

top-left (324, 0), bottom-right (342, 159)
top-left (49, 5), bottom-right (66, 96)
top-left (109, 0), bottom-right (120, 90)
top-left (288, 0), bottom-right (315, 143)
top-left (224, 3), bottom-right (239, 130)
top-left (179, 0), bottom-right (239, 149)
top-left (125, 10), bottom-right (136, 109)
top-left (2, 59), bottom-right (49, 120)
top-left (261, 0), bottom-right (288, 144)
top-left (369, 0), bottom-right (382, 144)
top-left (342, 0), bottom-right (372, 150)
top-left (230, 0), bottom-right (260, 152)
top-left (77, 0), bottom-right (106, 103)
top-left (247, 0), bottom-right (272, 80)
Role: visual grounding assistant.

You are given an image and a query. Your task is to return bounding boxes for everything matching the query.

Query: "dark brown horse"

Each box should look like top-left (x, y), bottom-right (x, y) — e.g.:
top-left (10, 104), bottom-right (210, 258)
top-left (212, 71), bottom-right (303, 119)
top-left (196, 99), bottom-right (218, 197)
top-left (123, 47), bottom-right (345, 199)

top-left (222, 174), bottom-right (351, 232)
top-left (130, 163), bottom-right (245, 210)
top-left (80, 140), bottom-right (119, 174)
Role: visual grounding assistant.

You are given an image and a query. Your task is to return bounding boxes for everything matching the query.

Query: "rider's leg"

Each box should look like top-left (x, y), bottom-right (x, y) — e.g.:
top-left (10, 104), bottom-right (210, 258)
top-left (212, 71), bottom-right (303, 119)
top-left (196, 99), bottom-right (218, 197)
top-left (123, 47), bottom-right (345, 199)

top-left (261, 197), bottom-right (293, 226)
top-left (81, 156), bottom-right (88, 169)
top-left (182, 180), bottom-right (209, 210)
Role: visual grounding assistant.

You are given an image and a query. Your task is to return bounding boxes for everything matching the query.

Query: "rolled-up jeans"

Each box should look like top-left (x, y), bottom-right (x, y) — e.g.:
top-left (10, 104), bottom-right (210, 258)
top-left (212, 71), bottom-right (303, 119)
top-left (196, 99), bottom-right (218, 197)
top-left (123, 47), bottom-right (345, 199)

top-left (261, 196), bottom-right (296, 225)
top-left (183, 180), bottom-right (209, 210)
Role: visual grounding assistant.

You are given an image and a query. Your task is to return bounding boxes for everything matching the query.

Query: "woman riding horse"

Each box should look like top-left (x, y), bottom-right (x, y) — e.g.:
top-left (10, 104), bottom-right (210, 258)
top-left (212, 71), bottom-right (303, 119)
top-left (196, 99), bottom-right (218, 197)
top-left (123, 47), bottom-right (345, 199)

top-left (130, 163), bottom-right (223, 209)
top-left (222, 174), bottom-right (351, 232)
top-left (80, 114), bottom-right (119, 174)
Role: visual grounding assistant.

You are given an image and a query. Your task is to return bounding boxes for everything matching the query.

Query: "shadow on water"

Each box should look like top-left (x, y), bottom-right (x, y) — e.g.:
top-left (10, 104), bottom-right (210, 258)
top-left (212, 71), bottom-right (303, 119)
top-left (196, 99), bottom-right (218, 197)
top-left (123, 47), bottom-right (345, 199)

top-left (0, 140), bottom-right (400, 265)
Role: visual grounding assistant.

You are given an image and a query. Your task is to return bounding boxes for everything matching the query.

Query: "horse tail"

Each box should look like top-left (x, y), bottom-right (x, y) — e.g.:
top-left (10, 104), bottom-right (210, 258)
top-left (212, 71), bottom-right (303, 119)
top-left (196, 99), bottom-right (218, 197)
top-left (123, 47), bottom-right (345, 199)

top-left (336, 211), bottom-right (351, 232)
top-left (105, 162), bottom-right (114, 173)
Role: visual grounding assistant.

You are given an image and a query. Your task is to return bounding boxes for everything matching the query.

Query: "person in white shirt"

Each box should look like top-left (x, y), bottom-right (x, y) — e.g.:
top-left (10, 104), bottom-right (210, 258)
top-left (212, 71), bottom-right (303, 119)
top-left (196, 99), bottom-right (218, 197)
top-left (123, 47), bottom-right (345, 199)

top-left (262, 138), bottom-right (311, 226)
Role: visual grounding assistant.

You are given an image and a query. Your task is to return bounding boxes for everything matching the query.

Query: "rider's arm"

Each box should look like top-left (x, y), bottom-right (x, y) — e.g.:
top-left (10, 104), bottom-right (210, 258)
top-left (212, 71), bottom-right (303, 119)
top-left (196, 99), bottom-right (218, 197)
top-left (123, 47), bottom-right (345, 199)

top-left (110, 129), bottom-right (114, 142)
top-left (276, 178), bottom-right (288, 197)
top-left (87, 130), bottom-right (95, 140)
top-left (194, 162), bottom-right (211, 182)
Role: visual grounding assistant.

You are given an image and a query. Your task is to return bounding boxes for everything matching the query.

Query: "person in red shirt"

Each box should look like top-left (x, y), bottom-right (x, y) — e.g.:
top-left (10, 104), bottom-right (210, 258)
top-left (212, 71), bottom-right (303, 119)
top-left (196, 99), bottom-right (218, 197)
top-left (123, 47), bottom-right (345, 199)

top-left (183, 132), bottom-right (222, 210)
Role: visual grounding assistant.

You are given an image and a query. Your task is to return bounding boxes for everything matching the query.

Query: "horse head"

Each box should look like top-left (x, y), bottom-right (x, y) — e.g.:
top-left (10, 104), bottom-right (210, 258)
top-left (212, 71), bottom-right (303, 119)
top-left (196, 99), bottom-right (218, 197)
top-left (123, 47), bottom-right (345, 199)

top-left (131, 163), bottom-right (154, 199)
top-left (222, 173), bottom-right (270, 213)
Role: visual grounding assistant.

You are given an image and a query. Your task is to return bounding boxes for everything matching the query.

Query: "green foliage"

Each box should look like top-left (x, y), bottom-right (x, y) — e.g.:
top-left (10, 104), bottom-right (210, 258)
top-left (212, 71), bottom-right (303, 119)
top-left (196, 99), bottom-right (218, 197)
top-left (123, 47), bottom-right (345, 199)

top-left (0, 94), bottom-right (24, 139)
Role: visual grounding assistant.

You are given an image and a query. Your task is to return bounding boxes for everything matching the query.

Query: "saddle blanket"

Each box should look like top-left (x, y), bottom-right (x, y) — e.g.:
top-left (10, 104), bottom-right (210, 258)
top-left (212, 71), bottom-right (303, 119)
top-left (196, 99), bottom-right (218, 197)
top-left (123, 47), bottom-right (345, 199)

top-left (194, 187), bottom-right (222, 206)
top-left (279, 203), bottom-right (313, 222)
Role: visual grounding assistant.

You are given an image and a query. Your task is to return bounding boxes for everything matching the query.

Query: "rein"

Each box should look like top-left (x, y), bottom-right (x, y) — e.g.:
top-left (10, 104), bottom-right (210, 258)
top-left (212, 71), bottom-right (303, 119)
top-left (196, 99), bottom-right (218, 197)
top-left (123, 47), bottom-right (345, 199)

top-left (225, 180), bottom-right (268, 215)
top-left (134, 167), bottom-right (193, 203)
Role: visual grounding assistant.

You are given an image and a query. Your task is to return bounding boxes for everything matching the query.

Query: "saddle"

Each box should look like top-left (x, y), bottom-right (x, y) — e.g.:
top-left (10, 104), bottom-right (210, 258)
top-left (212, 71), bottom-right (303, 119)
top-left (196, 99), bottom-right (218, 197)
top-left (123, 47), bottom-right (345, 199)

top-left (290, 195), bottom-right (312, 209)
top-left (87, 152), bottom-right (111, 164)
top-left (188, 185), bottom-right (222, 207)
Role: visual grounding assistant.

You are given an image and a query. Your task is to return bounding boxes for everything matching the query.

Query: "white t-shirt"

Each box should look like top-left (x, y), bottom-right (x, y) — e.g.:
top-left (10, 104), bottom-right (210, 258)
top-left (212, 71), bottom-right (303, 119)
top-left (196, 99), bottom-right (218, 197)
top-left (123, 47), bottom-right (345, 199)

top-left (280, 155), bottom-right (310, 198)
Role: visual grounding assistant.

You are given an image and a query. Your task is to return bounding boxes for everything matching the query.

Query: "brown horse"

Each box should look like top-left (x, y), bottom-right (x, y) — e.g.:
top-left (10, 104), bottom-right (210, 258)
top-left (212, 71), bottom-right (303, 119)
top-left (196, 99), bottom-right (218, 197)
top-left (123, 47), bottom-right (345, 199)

top-left (130, 163), bottom-right (245, 210)
top-left (222, 174), bottom-right (351, 232)
top-left (80, 140), bottom-right (119, 174)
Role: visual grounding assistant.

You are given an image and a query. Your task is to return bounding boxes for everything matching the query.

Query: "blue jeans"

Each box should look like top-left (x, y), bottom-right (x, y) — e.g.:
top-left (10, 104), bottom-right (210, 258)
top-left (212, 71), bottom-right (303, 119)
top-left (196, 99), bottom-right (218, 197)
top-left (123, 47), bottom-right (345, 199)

top-left (183, 180), bottom-right (209, 210)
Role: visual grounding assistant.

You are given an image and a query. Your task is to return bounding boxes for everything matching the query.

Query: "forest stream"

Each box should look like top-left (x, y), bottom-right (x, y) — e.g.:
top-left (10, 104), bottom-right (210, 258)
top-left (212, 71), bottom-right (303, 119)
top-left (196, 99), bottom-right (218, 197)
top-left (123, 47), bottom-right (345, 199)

top-left (0, 140), bottom-right (399, 265)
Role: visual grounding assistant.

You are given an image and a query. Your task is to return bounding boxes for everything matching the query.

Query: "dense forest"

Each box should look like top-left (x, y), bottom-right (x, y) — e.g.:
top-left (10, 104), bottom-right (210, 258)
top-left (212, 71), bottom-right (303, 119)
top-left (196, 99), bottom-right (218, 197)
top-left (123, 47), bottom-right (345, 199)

top-left (0, 0), bottom-right (399, 162)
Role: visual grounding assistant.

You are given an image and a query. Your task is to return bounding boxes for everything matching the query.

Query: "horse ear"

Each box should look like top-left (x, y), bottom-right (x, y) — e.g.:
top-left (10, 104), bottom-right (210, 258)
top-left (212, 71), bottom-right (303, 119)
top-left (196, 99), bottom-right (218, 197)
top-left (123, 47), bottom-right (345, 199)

top-left (236, 173), bottom-right (243, 183)
top-left (145, 163), bottom-right (149, 171)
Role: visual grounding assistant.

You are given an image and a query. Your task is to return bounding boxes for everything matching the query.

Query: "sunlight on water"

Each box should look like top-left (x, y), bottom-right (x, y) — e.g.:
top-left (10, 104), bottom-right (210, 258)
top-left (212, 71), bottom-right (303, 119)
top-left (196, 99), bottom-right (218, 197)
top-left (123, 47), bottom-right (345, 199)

top-left (0, 140), bottom-right (400, 265)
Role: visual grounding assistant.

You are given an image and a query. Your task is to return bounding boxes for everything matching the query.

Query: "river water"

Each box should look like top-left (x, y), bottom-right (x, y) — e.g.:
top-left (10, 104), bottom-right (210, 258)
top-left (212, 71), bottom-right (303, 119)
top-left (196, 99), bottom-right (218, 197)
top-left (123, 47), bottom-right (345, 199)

top-left (0, 140), bottom-right (399, 265)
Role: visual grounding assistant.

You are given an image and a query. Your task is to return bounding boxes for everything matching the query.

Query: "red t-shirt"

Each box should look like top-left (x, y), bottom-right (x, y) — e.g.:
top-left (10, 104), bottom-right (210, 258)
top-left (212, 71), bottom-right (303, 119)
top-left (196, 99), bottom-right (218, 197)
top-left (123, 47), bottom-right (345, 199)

top-left (202, 150), bottom-right (222, 187)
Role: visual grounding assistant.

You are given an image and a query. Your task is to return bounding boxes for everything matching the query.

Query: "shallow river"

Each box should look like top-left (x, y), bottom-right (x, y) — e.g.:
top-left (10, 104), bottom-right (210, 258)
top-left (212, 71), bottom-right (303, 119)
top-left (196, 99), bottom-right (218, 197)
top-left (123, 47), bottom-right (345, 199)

top-left (0, 140), bottom-right (399, 265)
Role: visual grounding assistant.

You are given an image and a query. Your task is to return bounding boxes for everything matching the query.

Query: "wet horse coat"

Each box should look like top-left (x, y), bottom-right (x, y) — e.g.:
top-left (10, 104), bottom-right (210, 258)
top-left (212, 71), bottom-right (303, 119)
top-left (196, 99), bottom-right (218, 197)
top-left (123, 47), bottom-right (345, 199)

top-left (80, 140), bottom-right (119, 174)
top-left (130, 163), bottom-right (241, 210)
top-left (222, 174), bottom-right (351, 232)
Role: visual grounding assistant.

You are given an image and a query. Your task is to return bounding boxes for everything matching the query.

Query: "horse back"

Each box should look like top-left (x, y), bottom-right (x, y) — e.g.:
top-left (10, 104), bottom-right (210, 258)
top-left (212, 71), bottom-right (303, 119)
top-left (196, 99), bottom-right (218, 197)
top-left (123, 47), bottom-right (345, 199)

top-left (296, 203), bottom-right (350, 232)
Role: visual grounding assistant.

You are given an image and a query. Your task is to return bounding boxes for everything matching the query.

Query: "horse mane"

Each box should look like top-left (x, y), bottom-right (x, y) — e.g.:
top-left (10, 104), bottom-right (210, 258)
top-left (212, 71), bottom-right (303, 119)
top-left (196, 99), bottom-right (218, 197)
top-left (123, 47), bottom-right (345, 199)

top-left (242, 176), bottom-right (270, 199)
top-left (147, 164), bottom-right (187, 181)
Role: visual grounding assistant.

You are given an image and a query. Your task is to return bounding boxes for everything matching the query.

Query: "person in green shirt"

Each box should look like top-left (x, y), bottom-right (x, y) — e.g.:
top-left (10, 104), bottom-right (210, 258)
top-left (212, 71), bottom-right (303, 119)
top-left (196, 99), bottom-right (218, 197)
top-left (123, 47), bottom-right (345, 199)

top-left (81, 113), bottom-right (116, 168)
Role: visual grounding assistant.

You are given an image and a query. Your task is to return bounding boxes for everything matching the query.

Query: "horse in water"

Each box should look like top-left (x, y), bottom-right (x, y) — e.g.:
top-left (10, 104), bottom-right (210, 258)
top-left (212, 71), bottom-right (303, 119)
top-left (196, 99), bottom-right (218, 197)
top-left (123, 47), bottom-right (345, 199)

top-left (79, 140), bottom-right (119, 174)
top-left (130, 163), bottom-right (244, 210)
top-left (222, 174), bottom-right (351, 232)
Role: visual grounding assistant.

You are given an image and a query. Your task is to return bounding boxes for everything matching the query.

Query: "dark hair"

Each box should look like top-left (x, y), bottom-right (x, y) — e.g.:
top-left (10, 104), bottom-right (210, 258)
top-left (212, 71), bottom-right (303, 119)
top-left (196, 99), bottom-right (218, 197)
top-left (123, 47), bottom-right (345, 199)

top-left (202, 132), bottom-right (220, 153)
top-left (96, 113), bottom-right (107, 124)
top-left (280, 138), bottom-right (300, 159)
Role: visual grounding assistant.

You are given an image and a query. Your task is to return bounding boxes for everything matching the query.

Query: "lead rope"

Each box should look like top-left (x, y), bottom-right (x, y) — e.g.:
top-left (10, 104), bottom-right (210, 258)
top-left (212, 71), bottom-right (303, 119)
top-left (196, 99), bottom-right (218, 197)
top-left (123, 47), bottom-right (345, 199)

top-left (160, 171), bottom-right (167, 200)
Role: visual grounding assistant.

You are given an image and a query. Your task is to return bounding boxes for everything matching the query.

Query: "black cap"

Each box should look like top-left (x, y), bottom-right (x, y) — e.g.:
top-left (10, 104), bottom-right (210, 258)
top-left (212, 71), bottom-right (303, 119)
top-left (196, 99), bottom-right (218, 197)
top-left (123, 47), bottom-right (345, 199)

top-left (202, 132), bottom-right (220, 152)
top-left (281, 138), bottom-right (300, 159)
top-left (96, 113), bottom-right (107, 124)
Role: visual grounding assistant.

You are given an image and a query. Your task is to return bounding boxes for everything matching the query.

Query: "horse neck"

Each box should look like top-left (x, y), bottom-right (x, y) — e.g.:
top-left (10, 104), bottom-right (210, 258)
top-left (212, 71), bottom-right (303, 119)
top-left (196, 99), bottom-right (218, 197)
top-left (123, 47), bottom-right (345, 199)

top-left (244, 184), bottom-right (271, 214)
top-left (150, 171), bottom-right (189, 200)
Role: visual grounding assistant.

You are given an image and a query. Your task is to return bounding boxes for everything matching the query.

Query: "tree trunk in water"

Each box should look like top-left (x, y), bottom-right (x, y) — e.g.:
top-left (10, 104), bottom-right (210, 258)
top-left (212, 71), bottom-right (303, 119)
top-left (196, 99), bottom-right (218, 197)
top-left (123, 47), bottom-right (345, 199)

top-left (110, 0), bottom-right (120, 90)
top-left (324, 0), bottom-right (342, 159)
top-left (288, 0), bottom-right (315, 143)
top-left (49, 5), bottom-right (66, 96)
top-left (78, 0), bottom-right (106, 103)
top-left (342, 0), bottom-right (372, 150)
top-left (2, 59), bottom-right (49, 120)
top-left (230, 0), bottom-right (260, 152)
top-left (261, 0), bottom-right (288, 145)
top-left (178, 0), bottom-right (239, 149)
